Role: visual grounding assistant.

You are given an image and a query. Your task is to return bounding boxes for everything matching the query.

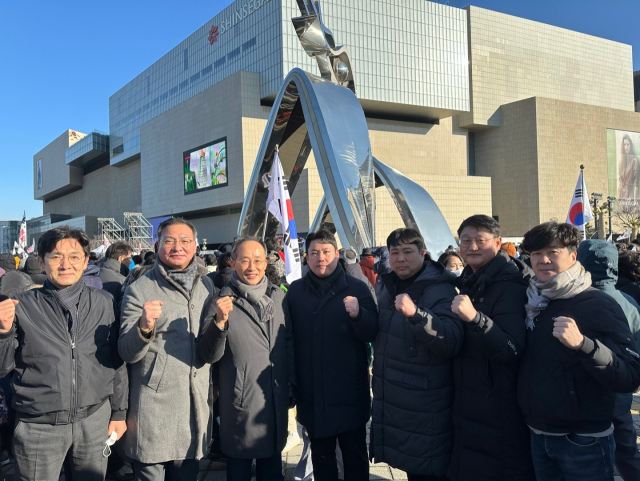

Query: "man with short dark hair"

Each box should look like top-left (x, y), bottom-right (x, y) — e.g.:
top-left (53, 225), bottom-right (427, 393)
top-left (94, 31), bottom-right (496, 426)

top-left (286, 229), bottom-right (378, 481)
top-left (370, 227), bottom-right (463, 481)
top-left (0, 226), bottom-right (128, 480)
top-left (100, 241), bottom-right (133, 303)
top-left (448, 215), bottom-right (534, 481)
top-left (119, 217), bottom-right (216, 481)
top-left (199, 236), bottom-right (292, 481)
top-left (519, 222), bottom-right (640, 481)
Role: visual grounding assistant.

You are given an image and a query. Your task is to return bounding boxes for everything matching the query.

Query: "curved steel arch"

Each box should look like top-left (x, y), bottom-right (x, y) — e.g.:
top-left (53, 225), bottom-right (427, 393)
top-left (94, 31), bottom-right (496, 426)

top-left (237, 68), bottom-right (375, 252)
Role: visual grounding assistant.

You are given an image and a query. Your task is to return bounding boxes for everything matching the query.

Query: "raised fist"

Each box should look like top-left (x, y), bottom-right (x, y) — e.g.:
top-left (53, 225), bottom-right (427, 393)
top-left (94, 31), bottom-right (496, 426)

top-left (451, 295), bottom-right (477, 323)
top-left (395, 294), bottom-right (417, 318)
top-left (0, 299), bottom-right (18, 333)
top-left (141, 301), bottom-right (163, 331)
top-left (553, 316), bottom-right (585, 350)
top-left (215, 297), bottom-right (234, 329)
top-left (343, 296), bottom-right (360, 319)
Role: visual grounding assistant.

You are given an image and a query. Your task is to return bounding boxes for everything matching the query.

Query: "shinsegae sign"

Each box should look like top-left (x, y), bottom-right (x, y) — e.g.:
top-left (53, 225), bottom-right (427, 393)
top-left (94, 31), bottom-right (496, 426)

top-left (209, 0), bottom-right (273, 45)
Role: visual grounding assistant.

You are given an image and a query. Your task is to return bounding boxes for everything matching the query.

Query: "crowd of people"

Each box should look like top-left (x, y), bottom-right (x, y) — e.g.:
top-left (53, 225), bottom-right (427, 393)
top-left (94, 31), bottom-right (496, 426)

top-left (0, 214), bottom-right (639, 481)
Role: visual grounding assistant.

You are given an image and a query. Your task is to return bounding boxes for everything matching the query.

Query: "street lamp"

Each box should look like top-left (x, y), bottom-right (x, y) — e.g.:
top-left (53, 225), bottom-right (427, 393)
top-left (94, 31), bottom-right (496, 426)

top-left (606, 196), bottom-right (616, 239)
top-left (591, 193), bottom-right (603, 239)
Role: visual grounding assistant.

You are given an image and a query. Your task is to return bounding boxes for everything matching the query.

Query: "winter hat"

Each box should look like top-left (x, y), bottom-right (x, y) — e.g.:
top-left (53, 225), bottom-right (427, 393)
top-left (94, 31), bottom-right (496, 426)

top-left (361, 248), bottom-right (374, 258)
top-left (339, 247), bottom-right (358, 265)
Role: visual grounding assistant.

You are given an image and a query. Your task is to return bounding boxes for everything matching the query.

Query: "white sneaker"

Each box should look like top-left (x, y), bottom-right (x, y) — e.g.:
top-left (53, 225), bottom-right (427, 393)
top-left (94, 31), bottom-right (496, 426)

top-left (282, 431), bottom-right (302, 453)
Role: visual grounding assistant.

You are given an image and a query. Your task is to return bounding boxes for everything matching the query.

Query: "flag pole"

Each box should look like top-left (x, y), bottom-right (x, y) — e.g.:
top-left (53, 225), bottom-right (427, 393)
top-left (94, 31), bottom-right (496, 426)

top-left (580, 164), bottom-right (587, 240)
top-left (262, 145), bottom-right (279, 241)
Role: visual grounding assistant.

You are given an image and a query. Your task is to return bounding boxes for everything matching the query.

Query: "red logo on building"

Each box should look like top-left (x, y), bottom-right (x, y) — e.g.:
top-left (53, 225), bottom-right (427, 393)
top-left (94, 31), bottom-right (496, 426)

top-left (208, 25), bottom-right (219, 45)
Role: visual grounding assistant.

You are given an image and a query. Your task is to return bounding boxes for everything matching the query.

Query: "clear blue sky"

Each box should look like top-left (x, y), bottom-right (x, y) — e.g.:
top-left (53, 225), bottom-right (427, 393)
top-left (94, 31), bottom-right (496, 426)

top-left (1, 0), bottom-right (639, 220)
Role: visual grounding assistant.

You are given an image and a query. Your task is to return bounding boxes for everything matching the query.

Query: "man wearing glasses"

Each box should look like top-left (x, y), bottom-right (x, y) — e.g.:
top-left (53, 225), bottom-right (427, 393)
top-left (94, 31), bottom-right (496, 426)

top-left (0, 226), bottom-right (128, 480)
top-left (119, 217), bottom-right (216, 481)
top-left (198, 236), bottom-right (293, 481)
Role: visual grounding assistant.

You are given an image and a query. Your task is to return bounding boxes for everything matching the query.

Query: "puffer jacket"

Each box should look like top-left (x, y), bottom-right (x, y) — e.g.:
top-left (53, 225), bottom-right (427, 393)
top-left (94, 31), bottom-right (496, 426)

top-left (22, 257), bottom-right (46, 285)
top-left (448, 251), bottom-right (534, 481)
top-left (370, 260), bottom-right (463, 476)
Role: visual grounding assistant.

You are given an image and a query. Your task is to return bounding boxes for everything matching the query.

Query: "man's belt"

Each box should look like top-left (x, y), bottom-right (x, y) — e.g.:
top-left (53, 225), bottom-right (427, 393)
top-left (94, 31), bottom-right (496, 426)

top-left (16, 399), bottom-right (107, 425)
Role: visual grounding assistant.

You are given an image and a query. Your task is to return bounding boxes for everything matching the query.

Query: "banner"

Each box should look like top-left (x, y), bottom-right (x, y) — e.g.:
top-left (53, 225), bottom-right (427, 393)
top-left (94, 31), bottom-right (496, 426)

top-left (18, 212), bottom-right (26, 250)
top-left (566, 170), bottom-right (593, 239)
top-left (266, 151), bottom-right (302, 283)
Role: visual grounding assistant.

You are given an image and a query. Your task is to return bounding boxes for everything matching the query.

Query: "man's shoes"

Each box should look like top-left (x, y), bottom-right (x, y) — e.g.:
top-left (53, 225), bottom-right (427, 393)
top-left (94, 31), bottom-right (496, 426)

top-left (282, 431), bottom-right (302, 453)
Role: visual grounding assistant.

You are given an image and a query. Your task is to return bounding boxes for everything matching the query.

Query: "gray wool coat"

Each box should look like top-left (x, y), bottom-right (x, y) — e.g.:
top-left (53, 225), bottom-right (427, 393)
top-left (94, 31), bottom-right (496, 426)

top-left (119, 261), bottom-right (215, 464)
top-left (198, 282), bottom-right (292, 459)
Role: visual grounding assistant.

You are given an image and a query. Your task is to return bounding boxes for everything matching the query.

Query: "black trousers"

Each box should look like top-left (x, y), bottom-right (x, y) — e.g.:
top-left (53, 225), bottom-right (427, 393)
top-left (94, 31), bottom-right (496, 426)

top-left (226, 453), bottom-right (284, 481)
top-left (309, 426), bottom-right (368, 481)
top-left (133, 458), bottom-right (199, 481)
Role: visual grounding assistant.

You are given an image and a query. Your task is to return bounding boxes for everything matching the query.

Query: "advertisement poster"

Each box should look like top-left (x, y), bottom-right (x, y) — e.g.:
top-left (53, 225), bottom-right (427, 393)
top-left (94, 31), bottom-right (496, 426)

top-left (184, 138), bottom-right (227, 194)
top-left (37, 158), bottom-right (42, 189)
top-left (607, 129), bottom-right (640, 209)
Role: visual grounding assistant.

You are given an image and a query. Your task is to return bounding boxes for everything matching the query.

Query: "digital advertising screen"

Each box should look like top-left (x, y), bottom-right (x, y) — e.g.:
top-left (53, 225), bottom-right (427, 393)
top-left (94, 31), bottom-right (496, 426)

top-left (607, 129), bottom-right (640, 210)
top-left (183, 137), bottom-right (227, 194)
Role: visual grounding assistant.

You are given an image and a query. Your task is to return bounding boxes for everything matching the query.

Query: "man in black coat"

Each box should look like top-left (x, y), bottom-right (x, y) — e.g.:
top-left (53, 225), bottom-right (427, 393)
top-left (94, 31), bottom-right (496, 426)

top-left (285, 229), bottom-right (378, 481)
top-left (98, 241), bottom-right (132, 304)
top-left (199, 237), bottom-right (290, 481)
top-left (370, 228), bottom-right (463, 481)
top-left (448, 215), bottom-right (534, 481)
top-left (518, 222), bottom-right (640, 481)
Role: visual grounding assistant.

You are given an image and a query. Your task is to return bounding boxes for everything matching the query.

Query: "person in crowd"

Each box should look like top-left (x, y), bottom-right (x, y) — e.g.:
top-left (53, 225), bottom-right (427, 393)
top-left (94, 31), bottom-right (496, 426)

top-left (143, 251), bottom-right (156, 265)
top-left (370, 228), bottom-right (463, 481)
top-left (518, 222), bottom-right (640, 481)
top-left (448, 215), bottom-right (534, 481)
top-left (21, 256), bottom-right (46, 285)
top-left (339, 247), bottom-right (376, 299)
top-left (617, 249), bottom-right (640, 304)
top-left (500, 241), bottom-right (517, 258)
top-left (373, 246), bottom-right (391, 275)
top-left (212, 252), bottom-right (234, 290)
top-left (437, 250), bottom-right (464, 276)
top-left (359, 248), bottom-right (378, 287)
top-left (266, 263), bottom-right (288, 292)
top-left (286, 229), bottom-right (378, 481)
top-left (518, 246), bottom-right (531, 267)
top-left (131, 254), bottom-right (143, 266)
top-left (577, 240), bottom-right (640, 481)
top-left (99, 241), bottom-right (133, 304)
top-left (0, 226), bottom-right (128, 480)
top-left (0, 254), bottom-right (32, 298)
top-left (119, 217), bottom-right (216, 481)
top-left (205, 254), bottom-right (217, 274)
top-left (89, 251), bottom-right (99, 263)
top-left (198, 236), bottom-right (292, 481)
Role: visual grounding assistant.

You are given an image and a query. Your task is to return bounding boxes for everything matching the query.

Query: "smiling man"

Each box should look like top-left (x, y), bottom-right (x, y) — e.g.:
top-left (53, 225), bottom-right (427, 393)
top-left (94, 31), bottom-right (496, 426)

top-left (518, 222), bottom-right (640, 481)
top-left (370, 228), bottom-right (463, 481)
top-left (0, 226), bottom-right (128, 480)
top-left (198, 236), bottom-right (292, 481)
top-left (285, 229), bottom-right (378, 481)
top-left (119, 217), bottom-right (216, 481)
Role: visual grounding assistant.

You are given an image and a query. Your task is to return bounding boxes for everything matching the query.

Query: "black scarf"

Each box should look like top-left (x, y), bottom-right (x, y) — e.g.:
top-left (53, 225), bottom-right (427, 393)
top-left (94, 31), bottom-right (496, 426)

top-left (307, 262), bottom-right (344, 298)
top-left (45, 277), bottom-right (85, 338)
top-left (457, 250), bottom-right (520, 302)
top-left (160, 257), bottom-right (199, 293)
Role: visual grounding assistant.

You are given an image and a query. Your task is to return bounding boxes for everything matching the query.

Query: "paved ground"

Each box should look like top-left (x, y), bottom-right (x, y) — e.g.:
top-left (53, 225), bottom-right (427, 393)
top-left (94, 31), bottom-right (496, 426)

top-left (2, 393), bottom-right (640, 480)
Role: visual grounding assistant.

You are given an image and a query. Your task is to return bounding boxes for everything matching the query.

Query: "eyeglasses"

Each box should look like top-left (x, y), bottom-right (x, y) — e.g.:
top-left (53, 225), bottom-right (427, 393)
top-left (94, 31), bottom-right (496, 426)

top-left (47, 254), bottom-right (85, 266)
top-left (238, 259), bottom-right (267, 268)
top-left (161, 238), bottom-right (194, 248)
top-left (459, 237), bottom-right (495, 248)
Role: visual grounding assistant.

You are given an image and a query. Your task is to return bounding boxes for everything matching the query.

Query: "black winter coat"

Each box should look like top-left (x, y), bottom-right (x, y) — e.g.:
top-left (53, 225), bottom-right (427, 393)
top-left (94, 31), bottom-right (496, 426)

top-left (448, 252), bottom-right (534, 481)
top-left (198, 282), bottom-right (291, 459)
top-left (617, 276), bottom-right (640, 306)
top-left (285, 265), bottom-right (378, 439)
top-left (518, 286), bottom-right (640, 434)
top-left (22, 257), bottom-right (46, 285)
top-left (370, 261), bottom-right (463, 476)
top-left (0, 284), bottom-right (128, 420)
top-left (99, 258), bottom-right (129, 305)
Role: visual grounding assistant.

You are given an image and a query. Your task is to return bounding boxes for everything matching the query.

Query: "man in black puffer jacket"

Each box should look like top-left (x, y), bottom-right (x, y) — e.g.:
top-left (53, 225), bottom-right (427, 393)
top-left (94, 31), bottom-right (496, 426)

top-left (448, 215), bottom-right (534, 481)
top-left (370, 228), bottom-right (463, 481)
top-left (518, 222), bottom-right (640, 481)
top-left (22, 256), bottom-right (46, 285)
top-left (617, 249), bottom-right (640, 305)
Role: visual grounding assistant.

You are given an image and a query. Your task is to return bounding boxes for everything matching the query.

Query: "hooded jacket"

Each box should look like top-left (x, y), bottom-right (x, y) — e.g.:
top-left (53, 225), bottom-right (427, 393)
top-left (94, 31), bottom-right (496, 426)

top-left (370, 260), bottom-right (463, 476)
top-left (22, 257), bottom-right (46, 285)
top-left (99, 257), bottom-right (129, 304)
top-left (448, 251), bottom-right (534, 481)
top-left (0, 254), bottom-right (16, 273)
top-left (0, 254), bottom-right (33, 298)
top-left (83, 264), bottom-right (104, 289)
top-left (359, 256), bottom-right (378, 287)
top-left (373, 247), bottom-right (391, 275)
top-left (577, 240), bottom-right (640, 351)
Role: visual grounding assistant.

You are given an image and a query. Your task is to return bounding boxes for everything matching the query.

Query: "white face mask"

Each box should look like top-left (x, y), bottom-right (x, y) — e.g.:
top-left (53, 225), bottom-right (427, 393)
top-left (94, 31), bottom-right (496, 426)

top-left (451, 269), bottom-right (463, 277)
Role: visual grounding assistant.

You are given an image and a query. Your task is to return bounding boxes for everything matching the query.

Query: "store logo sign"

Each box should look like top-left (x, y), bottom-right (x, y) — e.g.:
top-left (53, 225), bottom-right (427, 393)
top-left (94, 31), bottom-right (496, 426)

top-left (209, 0), bottom-right (272, 45)
top-left (208, 25), bottom-right (219, 45)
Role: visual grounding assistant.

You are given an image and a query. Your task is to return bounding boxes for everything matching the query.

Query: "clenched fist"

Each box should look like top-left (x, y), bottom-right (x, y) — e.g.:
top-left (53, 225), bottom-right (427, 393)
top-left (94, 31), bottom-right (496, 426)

top-left (395, 294), bottom-right (417, 318)
top-left (216, 296), bottom-right (234, 329)
top-left (141, 301), bottom-right (163, 331)
top-left (451, 295), bottom-right (477, 323)
top-left (0, 298), bottom-right (18, 333)
top-left (553, 316), bottom-right (585, 350)
top-left (343, 296), bottom-right (360, 319)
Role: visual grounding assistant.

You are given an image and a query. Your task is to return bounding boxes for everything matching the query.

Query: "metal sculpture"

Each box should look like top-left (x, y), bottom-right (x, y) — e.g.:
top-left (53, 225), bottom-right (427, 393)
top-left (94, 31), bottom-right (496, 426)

top-left (237, 0), bottom-right (455, 255)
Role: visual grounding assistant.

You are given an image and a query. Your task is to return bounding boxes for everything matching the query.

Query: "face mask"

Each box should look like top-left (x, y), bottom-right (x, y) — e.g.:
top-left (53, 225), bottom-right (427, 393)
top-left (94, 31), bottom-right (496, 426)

top-left (451, 269), bottom-right (463, 277)
top-left (374, 257), bottom-right (379, 264)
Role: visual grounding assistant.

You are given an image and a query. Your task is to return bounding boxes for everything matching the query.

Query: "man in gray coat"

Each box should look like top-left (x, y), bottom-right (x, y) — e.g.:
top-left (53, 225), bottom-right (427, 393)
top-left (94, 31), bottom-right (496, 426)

top-left (198, 236), bottom-right (292, 481)
top-left (119, 217), bottom-right (216, 481)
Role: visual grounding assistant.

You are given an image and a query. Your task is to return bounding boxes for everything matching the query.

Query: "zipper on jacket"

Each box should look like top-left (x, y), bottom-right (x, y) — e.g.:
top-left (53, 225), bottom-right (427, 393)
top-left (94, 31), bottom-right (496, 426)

top-left (70, 306), bottom-right (78, 424)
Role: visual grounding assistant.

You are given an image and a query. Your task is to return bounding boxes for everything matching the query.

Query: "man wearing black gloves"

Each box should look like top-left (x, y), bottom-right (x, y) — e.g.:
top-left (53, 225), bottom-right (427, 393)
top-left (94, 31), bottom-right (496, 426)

top-left (0, 226), bottom-right (128, 480)
top-left (448, 215), bottom-right (534, 481)
top-left (285, 229), bottom-right (378, 481)
top-left (519, 222), bottom-right (640, 481)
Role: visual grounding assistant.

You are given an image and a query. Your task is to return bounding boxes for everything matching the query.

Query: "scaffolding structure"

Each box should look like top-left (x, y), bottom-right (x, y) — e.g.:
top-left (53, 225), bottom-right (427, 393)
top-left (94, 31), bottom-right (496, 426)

top-left (123, 212), bottom-right (153, 251)
top-left (97, 218), bottom-right (126, 243)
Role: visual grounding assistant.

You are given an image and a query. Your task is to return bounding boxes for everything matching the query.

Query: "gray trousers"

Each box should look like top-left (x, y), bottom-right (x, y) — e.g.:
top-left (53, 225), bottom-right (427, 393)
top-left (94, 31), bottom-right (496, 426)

top-left (12, 401), bottom-right (110, 481)
top-left (133, 459), bottom-right (199, 481)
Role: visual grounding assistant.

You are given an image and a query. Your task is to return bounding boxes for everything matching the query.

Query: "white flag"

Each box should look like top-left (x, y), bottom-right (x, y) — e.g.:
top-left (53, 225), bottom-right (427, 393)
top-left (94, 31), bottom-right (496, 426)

top-left (566, 170), bottom-right (593, 239)
top-left (265, 152), bottom-right (302, 283)
top-left (103, 235), bottom-right (111, 248)
top-left (618, 229), bottom-right (632, 240)
top-left (18, 211), bottom-right (27, 250)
